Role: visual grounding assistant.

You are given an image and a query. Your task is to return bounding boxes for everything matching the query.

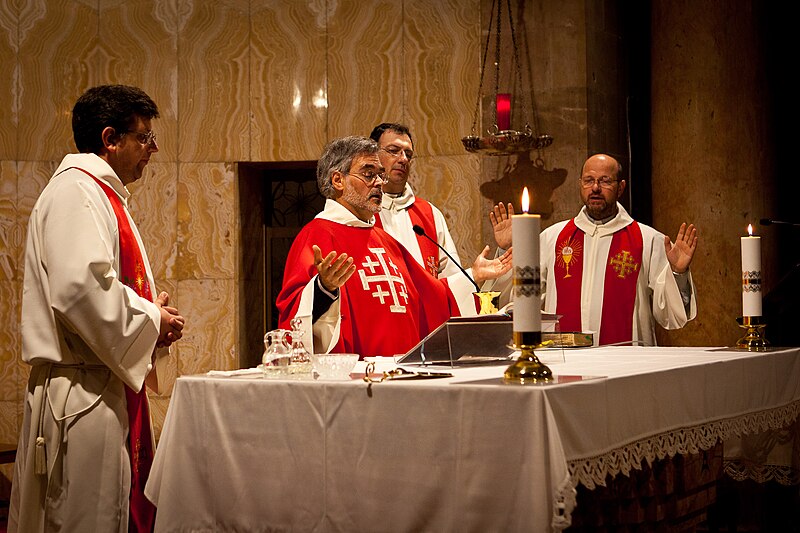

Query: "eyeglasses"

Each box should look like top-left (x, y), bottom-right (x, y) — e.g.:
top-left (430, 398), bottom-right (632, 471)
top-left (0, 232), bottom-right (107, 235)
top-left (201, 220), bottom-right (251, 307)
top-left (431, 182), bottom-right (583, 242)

top-left (123, 130), bottom-right (157, 146)
top-left (347, 170), bottom-right (386, 186)
top-left (579, 176), bottom-right (617, 189)
top-left (381, 146), bottom-right (414, 161)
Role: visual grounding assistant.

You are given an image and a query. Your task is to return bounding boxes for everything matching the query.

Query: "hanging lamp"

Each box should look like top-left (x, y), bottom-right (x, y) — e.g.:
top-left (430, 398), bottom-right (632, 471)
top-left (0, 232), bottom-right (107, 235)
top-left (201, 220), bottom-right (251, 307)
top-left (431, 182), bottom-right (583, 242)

top-left (462, 0), bottom-right (553, 156)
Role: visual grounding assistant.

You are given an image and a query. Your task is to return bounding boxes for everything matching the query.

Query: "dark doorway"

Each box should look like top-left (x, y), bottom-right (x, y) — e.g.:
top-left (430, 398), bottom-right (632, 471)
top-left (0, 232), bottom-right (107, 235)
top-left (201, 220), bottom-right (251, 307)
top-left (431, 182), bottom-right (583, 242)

top-left (238, 161), bottom-right (324, 368)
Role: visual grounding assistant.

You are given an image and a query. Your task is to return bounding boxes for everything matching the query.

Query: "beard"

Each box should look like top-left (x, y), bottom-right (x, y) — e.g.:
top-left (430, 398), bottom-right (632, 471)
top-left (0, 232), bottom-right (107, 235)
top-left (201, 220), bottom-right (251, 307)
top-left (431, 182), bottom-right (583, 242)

top-left (585, 195), bottom-right (616, 220)
top-left (342, 186), bottom-right (381, 216)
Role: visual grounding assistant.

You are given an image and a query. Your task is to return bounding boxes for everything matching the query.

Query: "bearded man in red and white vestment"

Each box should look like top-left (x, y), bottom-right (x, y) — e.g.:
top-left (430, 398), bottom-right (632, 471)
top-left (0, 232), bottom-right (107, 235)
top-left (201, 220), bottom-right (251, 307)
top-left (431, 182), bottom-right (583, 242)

top-left (488, 153), bottom-right (698, 347)
top-left (276, 136), bottom-right (512, 358)
top-left (369, 123), bottom-right (462, 279)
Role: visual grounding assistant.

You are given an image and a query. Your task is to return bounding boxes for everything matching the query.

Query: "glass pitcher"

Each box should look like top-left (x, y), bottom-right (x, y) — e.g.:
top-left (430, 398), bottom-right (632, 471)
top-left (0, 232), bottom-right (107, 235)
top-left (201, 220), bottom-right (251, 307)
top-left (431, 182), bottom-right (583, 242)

top-left (289, 318), bottom-right (313, 376)
top-left (262, 329), bottom-right (291, 378)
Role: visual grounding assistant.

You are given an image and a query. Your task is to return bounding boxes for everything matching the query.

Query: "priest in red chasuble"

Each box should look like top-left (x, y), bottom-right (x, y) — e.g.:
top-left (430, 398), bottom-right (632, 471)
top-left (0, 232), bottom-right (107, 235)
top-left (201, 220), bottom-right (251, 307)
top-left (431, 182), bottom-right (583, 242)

top-left (489, 153), bottom-right (698, 346)
top-left (277, 136), bottom-right (512, 358)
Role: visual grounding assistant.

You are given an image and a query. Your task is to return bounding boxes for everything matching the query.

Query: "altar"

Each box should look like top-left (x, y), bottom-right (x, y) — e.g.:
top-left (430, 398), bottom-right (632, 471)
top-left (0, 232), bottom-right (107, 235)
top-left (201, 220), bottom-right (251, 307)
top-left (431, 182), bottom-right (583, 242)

top-left (145, 346), bottom-right (800, 531)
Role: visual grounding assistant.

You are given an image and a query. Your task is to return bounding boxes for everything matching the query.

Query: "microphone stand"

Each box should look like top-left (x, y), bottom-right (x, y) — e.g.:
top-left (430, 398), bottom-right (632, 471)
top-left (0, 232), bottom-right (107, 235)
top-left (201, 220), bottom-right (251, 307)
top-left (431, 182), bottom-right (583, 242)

top-left (760, 218), bottom-right (800, 227)
top-left (412, 225), bottom-right (501, 314)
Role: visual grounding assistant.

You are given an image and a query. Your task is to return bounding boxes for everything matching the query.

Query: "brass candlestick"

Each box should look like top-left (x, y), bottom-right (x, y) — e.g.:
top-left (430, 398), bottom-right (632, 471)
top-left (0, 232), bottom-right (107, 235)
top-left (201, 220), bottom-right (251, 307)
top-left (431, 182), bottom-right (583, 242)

top-left (504, 331), bottom-right (553, 384)
top-left (736, 316), bottom-right (769, 351)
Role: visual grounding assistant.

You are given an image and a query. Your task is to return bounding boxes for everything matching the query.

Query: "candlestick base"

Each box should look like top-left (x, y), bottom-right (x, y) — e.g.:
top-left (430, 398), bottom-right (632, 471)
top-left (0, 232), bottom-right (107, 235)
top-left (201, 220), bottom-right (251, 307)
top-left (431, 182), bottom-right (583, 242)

top-left (736, 316), bottom-right (769, 351)
top-left (504, 331), bottom-right (553, 384)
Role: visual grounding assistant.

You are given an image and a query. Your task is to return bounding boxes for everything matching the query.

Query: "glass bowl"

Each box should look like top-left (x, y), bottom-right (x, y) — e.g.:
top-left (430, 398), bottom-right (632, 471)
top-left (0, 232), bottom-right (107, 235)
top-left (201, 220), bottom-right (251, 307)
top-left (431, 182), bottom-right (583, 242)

top-left (312, 353), bottom-right (359, 380)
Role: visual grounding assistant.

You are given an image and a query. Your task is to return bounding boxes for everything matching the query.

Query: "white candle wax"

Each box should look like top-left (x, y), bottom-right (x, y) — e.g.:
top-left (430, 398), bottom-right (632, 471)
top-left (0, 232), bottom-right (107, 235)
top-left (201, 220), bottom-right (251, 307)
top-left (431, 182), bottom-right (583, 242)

top-left (512, 213), bottom-right (541, 332)
top-left (741, 233), bottom-right (762, 317)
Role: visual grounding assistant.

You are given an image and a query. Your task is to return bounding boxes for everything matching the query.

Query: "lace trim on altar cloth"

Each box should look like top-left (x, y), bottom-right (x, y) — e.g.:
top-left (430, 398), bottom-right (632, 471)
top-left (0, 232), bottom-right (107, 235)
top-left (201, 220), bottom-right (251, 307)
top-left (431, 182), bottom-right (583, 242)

top-left (724, 460), bottom-right (800, 485)
top-left (550, 399), bottom-right (800, 531)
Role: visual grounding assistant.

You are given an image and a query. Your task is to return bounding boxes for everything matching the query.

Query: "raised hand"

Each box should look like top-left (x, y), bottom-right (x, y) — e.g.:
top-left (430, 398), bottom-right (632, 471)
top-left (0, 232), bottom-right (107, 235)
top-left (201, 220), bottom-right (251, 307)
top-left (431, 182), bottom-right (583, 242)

top-left (664, 223), bottom-right (698, 274)
top-left (471, 245), bottom-right (513, 285)
top-left (313, 244), bottom-right (357, 292)
top-left (489, 202), bottom-right (514, 250)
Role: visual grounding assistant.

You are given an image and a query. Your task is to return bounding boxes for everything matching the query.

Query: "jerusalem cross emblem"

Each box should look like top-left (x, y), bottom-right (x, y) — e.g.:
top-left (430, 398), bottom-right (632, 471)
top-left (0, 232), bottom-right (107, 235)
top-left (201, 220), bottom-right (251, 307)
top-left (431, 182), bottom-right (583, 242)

top-left (609, 250), bottom-right (639, 279)
top-left (358, 247), bottom-right (409, 313)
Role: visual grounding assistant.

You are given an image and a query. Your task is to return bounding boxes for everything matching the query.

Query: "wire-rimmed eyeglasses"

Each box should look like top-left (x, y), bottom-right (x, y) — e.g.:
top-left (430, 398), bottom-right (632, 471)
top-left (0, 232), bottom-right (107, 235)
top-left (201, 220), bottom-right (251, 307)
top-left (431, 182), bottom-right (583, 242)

top-left (579, 176), bottom-right (617, 189)
top-left (347, 170), bottom-right (386, 186)
top-left (124, 130), bottom-right (157, 146)
top-left (381, 146), bottom-right (414, 161)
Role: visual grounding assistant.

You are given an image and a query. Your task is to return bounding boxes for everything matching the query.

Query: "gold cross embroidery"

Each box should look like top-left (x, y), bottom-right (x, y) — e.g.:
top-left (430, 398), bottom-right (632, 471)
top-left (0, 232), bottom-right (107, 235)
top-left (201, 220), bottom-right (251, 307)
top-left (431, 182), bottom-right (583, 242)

top-left (425, 256), bottom-right (439, 278)
top-left (609, 250), bottom-right (639, 279)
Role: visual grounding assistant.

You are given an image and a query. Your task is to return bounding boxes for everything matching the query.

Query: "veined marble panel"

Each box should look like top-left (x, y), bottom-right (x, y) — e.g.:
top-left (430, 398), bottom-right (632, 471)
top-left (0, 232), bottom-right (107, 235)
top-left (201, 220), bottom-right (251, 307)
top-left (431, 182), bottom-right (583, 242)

top-left (176, 162), bottom-right (235, 279)
top-left (0, 2), bottom-right (17, 160)
top-left (539, 4), bottom-right (586, 91)
top-left (128, 161), bottom-right (178, 280)
top-left (404, 0), bottom-right (480, 156)
top-left (0, 161), bottom-right (17, 281)
top-left (175, 278), bottom-right (236, 376)
top-left (0, 281), bottom-right (19, 402)
top-left (177, 0), bottom-right (249, 162)
top-left (148, 395), bottom-right (170, 442)
top-left (410, 153), bottom-right (484, 262)
top-left (17, 0), bottom-right (97, 161)
top-left (250, 1), bottom-right (328, 162)
top-left (326, 0), bottom-right (404, 141)
top-left (99, 0), bottom-right (179, 163)
top-left (0, 399), bottom-right (18, 501)
top-left (0, 400), bottom-right (18, 448)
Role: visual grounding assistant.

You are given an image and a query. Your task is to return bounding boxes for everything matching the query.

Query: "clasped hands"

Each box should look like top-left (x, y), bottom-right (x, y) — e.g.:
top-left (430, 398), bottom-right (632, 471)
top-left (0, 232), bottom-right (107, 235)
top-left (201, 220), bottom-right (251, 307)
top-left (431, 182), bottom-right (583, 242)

top-left (312, 243), bottom-right (512, 291)
top-left (156, 291), bottom-right (184, 348)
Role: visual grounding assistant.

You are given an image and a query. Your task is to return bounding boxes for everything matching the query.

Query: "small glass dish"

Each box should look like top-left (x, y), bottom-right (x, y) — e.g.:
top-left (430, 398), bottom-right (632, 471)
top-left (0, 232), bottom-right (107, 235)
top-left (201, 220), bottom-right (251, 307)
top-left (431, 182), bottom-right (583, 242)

top-left (312, 353), bottom-right (359, 380)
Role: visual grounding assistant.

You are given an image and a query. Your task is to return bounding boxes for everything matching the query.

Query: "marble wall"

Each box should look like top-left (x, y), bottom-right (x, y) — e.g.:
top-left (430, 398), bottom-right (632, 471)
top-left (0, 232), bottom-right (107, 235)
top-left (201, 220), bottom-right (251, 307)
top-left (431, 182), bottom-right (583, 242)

top-left (0, 0), bottom-right (589, 493)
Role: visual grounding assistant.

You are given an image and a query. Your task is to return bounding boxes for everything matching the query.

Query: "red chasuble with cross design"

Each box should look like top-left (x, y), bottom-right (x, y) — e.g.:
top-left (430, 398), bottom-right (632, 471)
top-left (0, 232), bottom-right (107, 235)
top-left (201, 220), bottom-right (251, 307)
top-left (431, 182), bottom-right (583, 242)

top-left (70, 168), bottom-right (157, 532)
top-left (375, 198), bottom-right (441, 277)
top-left (277, 219), bottom-right (460, 358)
top-left (554, 219), bottom-right (643, 345)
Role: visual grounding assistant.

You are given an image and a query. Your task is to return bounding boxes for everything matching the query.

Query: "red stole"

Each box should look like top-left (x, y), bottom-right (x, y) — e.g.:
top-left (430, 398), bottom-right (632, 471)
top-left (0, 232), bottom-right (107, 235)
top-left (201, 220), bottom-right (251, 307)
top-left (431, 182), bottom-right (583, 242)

top-left (71, 167), bottom-right (156, 532)
top-left (553, 219), bottom-right (643, 345)
top-left (376, 198), bottom-right (440, 277)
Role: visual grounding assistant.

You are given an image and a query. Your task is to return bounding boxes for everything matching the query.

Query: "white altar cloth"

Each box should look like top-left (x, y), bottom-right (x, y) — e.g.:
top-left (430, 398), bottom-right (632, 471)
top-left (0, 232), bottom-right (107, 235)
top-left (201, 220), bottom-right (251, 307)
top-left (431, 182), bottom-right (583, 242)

top-left (145, 346), bottom-right (800, 532)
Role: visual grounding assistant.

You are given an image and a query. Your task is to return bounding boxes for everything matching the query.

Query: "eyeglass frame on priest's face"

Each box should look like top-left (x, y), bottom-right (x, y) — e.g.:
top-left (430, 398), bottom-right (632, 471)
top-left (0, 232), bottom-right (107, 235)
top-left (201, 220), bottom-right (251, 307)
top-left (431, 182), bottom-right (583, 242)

top-left (344, 167), bottom-right (387, 187)
top-left (123, 129), bottom-right (158, 147)
top-left (380, 145), bottom-right (414, 161)
top-left (578, 175), bottom-right (618, 189)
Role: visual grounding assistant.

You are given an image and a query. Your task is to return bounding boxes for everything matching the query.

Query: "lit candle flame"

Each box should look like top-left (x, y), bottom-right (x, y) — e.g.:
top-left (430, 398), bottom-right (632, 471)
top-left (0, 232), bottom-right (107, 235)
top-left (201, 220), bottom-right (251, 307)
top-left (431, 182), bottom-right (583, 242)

top-left (521, 187), bottom-right (530, 213)
top-left (747, 224), bottom-right (753, 236)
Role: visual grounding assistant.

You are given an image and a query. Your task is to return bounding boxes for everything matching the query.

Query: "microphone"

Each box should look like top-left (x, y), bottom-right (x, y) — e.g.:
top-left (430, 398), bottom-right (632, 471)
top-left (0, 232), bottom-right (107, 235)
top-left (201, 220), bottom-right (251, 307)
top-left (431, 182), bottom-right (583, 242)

top-left (412, 224), bottom-right (480, 292)
top-left (761, 218), bottom-right (800, 227)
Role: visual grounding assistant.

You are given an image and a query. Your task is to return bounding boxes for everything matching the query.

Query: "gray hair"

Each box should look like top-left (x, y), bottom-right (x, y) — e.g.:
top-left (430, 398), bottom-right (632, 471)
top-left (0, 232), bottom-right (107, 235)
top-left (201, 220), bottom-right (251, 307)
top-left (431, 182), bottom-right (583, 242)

top-left (316, 136), bottom-right (379, 199)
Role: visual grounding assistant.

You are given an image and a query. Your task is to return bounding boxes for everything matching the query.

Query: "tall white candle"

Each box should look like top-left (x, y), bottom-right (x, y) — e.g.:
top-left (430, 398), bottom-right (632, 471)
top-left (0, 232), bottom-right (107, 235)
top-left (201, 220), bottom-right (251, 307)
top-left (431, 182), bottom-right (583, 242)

top-left (512, 187), bottom-right (541, 333)
top-left (741, 224), bottom-right (762, 317)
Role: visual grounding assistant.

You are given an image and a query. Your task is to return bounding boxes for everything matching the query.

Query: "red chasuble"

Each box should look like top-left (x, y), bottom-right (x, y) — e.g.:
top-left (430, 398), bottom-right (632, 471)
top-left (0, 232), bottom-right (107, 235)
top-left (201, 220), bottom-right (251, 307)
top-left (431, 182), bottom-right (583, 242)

top-left (375, 198), bottom-right (440, 277)
top-left (277, 219), bottom-right (460, 357)
top-left (73, 168), bottom-right (156, 532)
top-left (553, 219), bottom-right (643, 345)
